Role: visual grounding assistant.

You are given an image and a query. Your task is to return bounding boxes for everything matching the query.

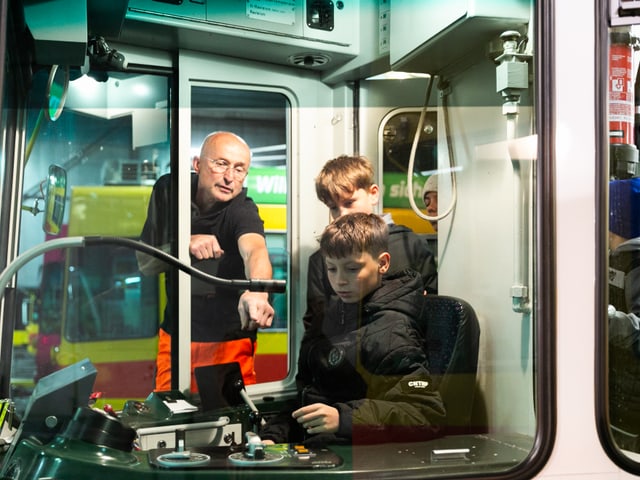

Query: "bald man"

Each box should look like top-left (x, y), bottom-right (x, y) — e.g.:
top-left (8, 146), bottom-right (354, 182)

top-left (138, 131), bottom-right (274, 392)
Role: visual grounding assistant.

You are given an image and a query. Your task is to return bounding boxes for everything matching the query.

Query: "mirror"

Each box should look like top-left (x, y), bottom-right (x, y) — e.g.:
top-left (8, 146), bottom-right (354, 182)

top-left (25, 66), bottom-right (70, 163)
top-left (45, 65), bottom-right (69, 122)
top-left (43, 164), bottom-right (67, 235)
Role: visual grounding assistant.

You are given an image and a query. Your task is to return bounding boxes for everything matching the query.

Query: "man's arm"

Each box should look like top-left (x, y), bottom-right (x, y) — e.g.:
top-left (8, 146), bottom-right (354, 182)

top-left (136, 174), bottom-right (173, 275)
top-left (237, 232), bottom-right (275, 330)
top-left (239, 232), bottom-right (273, 280)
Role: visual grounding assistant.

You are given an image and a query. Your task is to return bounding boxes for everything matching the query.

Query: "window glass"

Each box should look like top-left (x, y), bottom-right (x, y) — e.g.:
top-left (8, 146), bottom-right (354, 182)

top-left (64, 246), bottom-right (158, 342)
top-left (364, 18), bottom-right (539, 472)
top-left (189, 85), bottom-right (290, 384)
top-left (12, 70), bottom-right (170, 412)
top-left (2, 0), bottom-right (558, 477)
top-left (604, 21), bottom-right (640, 467)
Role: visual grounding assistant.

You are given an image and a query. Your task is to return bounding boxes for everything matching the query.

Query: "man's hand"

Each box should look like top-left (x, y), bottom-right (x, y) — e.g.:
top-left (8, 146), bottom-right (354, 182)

top-left (190, 234), bottom-right (224, 260)
top-left (292, 403), bottom-right (339, 435)
top-left (238, 291), bottom-right (274, 330)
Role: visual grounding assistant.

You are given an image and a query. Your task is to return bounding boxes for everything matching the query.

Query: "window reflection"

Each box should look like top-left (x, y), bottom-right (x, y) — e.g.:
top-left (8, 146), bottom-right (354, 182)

top-left (13, 70), bottom-right (171, 413)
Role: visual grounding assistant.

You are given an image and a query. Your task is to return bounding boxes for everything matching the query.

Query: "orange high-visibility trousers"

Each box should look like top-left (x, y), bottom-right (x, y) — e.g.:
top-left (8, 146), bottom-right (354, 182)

top-left (155, 328), bottom-right (257, 393)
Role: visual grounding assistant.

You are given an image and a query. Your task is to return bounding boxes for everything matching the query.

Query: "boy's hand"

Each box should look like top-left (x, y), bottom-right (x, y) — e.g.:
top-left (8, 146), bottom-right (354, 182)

top-left (292, 403), bottom-right (339, 434)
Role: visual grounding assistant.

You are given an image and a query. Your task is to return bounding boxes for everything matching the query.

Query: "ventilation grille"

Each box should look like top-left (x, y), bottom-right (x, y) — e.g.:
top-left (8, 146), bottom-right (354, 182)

top-left (288, 53), bottom-right (331, 68)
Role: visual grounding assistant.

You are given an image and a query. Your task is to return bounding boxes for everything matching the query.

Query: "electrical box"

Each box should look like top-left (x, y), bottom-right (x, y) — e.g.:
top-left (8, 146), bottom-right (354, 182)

top-left (390, 0), bottom-right (531, 75)
top-left (124, 0), bottom-right (359, 70)
top-left (321, 0), bottom-right (390, 84)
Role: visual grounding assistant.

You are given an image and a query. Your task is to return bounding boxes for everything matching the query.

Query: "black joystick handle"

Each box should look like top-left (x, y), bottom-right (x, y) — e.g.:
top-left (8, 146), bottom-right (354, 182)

top-left (249, 410), bottom-right (263, 427)
top-left (234, 379), bottom-right (266, 429)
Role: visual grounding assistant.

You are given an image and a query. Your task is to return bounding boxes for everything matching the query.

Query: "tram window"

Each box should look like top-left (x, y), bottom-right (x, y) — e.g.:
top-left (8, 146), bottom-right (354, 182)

top-left (188, 85), bottom-right (290, 384)
top-left (266, 234), bottom-right (288, 330)
top-left (380, 109), bottom-right (438, 236)
top-left (13, 69), bottom-right (171, 412)
top-left (601, 21), bottom-right (640, 469)
top-left (0, 0), bottom-right (564, 477)
top-left (64, 246), bottom-right (158, 342)
top-left (359, 9), bottom-right (540, 469)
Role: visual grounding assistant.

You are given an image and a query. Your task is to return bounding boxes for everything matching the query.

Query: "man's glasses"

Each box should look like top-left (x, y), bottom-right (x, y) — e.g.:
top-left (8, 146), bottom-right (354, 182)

top-left (206, 158), bottom-right (248, 180)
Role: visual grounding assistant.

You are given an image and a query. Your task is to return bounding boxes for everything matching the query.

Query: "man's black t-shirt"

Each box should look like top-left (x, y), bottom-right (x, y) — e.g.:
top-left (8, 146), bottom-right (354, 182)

top-left (140, 173), bottom-right (265, 342)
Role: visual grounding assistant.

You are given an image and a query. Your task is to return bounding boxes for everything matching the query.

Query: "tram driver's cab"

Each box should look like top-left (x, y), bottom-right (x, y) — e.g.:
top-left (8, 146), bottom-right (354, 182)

top-left (0, 0), bottom-right (596, 478)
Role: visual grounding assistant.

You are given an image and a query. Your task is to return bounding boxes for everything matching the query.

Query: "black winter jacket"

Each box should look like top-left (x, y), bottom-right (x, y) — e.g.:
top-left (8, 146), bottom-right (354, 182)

top-left (303, 222), bottom-right (438, 331)
top-left (260, 270), bottom-right (446, 445)
top-left (609, 238), bottom-right (640, 436)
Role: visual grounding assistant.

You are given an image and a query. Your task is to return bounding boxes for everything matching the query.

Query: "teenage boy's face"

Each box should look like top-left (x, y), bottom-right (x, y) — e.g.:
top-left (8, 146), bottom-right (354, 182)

top-left (325, 251), bottom-right (390, 303)
top-left (326, 185), bottom-right (379, 221)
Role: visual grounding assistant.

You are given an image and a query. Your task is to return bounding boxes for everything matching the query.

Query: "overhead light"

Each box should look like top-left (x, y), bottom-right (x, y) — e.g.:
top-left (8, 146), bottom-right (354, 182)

top-left (132, 83), bottom-right (150, 97)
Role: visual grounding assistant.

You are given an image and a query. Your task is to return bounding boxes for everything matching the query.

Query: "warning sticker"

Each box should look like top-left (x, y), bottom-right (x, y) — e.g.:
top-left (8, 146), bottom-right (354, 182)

top-left (247, 0), bottom-right (296, 25)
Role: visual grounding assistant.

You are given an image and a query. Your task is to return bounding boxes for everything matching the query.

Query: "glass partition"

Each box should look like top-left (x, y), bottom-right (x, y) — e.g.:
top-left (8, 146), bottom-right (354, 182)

top-left (0, 0), bottom-right (566, 477)
top-left (12, 69), bottom-right (171, 411)
top-left (360, 17), bottom-right (540, 470)
top-left (188, 85), bottom-right (290, 384)
top-left (10, 77), bottom-right (293, 411)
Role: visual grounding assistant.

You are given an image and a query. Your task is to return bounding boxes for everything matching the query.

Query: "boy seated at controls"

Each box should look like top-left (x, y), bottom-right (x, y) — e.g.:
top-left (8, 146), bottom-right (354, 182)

top-left (260, 212), bottom-right (445, 445)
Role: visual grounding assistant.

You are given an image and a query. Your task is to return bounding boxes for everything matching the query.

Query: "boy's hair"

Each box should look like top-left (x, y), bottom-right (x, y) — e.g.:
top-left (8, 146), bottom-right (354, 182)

top-left (320, 212), bottom-right (388, 259)
top-left (315, 155), bottom-right (375, 206)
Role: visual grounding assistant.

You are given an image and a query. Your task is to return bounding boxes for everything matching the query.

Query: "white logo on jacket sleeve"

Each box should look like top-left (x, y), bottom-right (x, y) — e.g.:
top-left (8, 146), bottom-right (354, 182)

top-left (408, 380), bottom-right (430, 389)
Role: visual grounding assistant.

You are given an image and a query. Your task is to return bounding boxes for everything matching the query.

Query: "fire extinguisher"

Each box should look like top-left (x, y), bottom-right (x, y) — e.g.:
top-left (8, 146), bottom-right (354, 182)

top-left (610, 27), bottom-right (639, 179)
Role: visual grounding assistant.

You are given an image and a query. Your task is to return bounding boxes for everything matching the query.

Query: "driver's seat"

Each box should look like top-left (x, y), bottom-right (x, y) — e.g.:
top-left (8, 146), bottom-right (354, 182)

top-left (421, 295), bottom-right (483, 435)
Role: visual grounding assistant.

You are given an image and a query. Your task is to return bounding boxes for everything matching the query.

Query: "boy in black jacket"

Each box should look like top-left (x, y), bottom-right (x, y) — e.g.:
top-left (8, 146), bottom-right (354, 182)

top-left (260, 213), bottom-right (445, 445)
top-left (303, 155), bottom-right (437, 332)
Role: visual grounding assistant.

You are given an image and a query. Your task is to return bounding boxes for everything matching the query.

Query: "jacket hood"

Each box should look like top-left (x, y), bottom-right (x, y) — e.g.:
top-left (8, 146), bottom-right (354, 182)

top-left (363, 269), bottom-right (425, 321)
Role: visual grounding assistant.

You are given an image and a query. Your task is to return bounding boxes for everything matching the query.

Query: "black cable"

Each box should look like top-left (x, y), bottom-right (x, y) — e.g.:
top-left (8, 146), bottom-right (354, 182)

top-left (83, 236), bottom-right (286, 293)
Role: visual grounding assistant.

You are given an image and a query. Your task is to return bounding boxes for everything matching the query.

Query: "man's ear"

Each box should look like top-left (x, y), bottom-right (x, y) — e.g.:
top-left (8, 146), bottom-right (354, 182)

top-left (192, 156), bottom-right (201, 173)
top-left (378, 251), bottom-right (391, 273)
